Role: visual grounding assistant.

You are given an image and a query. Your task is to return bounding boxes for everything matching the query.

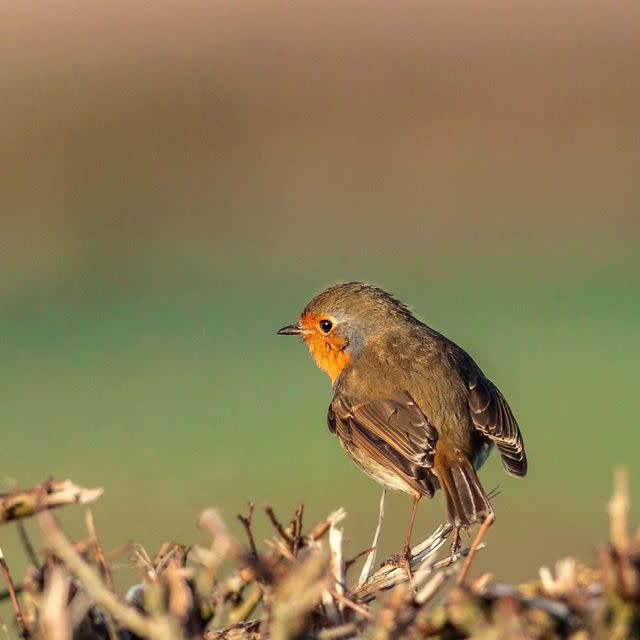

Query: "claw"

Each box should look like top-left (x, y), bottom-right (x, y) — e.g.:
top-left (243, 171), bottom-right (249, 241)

top-left (384, 544), bottom-right (413, 583)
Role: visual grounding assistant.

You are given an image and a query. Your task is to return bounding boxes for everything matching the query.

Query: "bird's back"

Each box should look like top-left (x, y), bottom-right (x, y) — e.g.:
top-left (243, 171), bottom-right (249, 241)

top-left (337, 320), bottom-right (481, 454)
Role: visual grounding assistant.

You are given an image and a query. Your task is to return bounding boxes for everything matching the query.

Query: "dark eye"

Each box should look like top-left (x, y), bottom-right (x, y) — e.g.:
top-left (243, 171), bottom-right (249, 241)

top-left (319, 319), bottom-right (333, 333)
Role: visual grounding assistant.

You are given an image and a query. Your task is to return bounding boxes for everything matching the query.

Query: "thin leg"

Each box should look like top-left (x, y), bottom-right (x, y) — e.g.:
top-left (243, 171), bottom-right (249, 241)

top-left (396, 495), bottom-right (420, 583)
top-left (449, 525), bottom-right (461, 557)
top-left (383, 494), bottom-right (421, 582)
top-left (455, 512), bottom-right (495, 587)
top-left (402, 494), bottom-right (421, 556)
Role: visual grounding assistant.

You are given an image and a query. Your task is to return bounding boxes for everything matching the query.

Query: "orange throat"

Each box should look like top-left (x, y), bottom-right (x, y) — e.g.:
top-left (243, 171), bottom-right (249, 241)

top-left (303, 332), bottom-right (350, 385)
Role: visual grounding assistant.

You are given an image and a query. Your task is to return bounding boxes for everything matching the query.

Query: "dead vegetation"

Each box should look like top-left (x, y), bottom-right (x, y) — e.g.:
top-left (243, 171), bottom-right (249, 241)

top-left (0, 472), bottom-right (638, 639)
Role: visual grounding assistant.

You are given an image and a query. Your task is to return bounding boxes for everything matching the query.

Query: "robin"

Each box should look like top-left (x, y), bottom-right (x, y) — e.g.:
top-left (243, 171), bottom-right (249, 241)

top-left (277, 282), bottom-right (527, 585)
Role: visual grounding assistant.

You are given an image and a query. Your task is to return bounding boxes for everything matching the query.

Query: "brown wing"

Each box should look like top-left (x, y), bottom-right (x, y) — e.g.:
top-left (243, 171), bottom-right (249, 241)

top-left (468, 375), bottom-right (527, 476)
top-left (328, 390), bottom-right (439, 497)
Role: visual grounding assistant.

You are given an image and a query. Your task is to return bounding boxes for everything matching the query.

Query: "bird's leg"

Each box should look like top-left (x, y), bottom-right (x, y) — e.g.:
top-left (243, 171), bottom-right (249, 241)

top-left (403, 494), bottom-right (420, 551)
top-left (455, 511), bottom-right (495, 586)
top-left (385, 494), bottom-right (420, 582)
top-left (449, 525), bottom-right (461, 558)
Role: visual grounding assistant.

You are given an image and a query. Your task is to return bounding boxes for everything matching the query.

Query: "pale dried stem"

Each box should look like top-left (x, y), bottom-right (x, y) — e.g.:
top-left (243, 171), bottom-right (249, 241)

top-left (357, 488), bottom-right (386, 587)
top-left (306, 508), bottom-right (347, 543)
top-left (322, 522), bottom-right (345, 624)
top-left (36, 567), bottom-right (70, 640)
top-left (316, 622), bottom-right (359, 640)
top-left (609, 466), bottom-right (630, 554)
top-left (414, 571), bottom-right (447, 605)
top-left (0, 479), bottom-right (103, 524)
top-left (329, 523), bottom-right (345, 598)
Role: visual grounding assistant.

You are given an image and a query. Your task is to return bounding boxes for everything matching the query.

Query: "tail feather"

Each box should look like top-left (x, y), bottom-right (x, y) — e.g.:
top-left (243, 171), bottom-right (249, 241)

top-left (437, 458), bottom-right (493, 526)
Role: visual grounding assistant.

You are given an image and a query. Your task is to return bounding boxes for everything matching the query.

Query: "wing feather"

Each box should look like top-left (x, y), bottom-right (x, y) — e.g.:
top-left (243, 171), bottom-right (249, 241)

top-left (328, 391), bottom-right (438, 497)
top-left (468, 375), bottom-right (527, 476)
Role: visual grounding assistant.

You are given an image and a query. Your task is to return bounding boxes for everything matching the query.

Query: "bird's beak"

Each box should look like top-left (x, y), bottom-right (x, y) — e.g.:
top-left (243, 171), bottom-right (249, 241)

top-left (277, 322), bottom-right (303, 335)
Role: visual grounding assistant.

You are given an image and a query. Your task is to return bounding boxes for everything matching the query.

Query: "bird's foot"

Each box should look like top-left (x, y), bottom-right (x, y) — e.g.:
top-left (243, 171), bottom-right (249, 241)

top-left (384, 544), bottom-right (413, 583)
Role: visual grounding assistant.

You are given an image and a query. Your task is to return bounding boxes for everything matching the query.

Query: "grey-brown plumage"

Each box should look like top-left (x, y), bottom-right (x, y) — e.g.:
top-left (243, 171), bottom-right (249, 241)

top-left (278, 282), bottom-right (527, 582)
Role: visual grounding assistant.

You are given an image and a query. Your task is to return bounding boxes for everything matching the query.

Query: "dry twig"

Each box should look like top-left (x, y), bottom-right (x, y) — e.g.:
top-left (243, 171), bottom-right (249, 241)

top-left (0, 548), bottom-right (28, 637)
top-left (0, 479), bottom-right (102, 524)
top-left (237, 503), bottom-right (258, 558)
top-left (263, 505), bottom-right (292, 544)
top-left (0, 468), bottom-right (631, 640)
top-left (38, 511), bottom-right (180, 640)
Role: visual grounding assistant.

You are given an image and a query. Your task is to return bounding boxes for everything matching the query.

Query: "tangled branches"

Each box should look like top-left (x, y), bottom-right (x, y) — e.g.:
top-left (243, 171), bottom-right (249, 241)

top-left (0, 472), bottom-right (638, 639)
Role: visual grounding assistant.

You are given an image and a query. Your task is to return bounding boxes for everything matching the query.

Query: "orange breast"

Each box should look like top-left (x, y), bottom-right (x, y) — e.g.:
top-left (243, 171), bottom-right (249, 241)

top-left (304, 332), bottom-right (350, 385)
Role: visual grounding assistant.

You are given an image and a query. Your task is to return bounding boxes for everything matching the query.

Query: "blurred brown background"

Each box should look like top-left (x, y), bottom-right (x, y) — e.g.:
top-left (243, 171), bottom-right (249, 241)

top-left (0, 0), bottom-right (639, 591)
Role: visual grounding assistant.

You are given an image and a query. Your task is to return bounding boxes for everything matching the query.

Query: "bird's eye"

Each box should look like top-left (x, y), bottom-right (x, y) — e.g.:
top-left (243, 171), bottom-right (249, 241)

top-left (319, 319), bottom-right (333, 333)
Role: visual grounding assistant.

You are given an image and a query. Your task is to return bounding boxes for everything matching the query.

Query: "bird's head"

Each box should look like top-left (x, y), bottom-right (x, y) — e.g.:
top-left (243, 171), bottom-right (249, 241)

top-left (277, 282), bottom-right (415, 384)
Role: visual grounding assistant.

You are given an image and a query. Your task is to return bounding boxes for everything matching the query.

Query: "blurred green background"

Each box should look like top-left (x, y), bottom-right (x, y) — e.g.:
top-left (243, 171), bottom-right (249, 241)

top-left (1, 0), bottom-right (639, 595)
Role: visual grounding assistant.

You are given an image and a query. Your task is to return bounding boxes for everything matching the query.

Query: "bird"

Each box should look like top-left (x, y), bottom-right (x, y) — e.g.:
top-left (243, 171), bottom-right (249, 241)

top-left (277, 282), bottom-right (527, 585)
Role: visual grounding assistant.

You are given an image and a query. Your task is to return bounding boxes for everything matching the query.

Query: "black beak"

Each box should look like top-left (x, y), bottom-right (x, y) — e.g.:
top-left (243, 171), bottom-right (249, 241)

top-left (277, 323), bottom-right (302, 335)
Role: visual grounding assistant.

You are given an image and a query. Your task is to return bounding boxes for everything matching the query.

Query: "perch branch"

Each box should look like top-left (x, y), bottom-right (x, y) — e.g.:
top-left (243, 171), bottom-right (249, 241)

top-left (350, 523), bottom-right (465, 601)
